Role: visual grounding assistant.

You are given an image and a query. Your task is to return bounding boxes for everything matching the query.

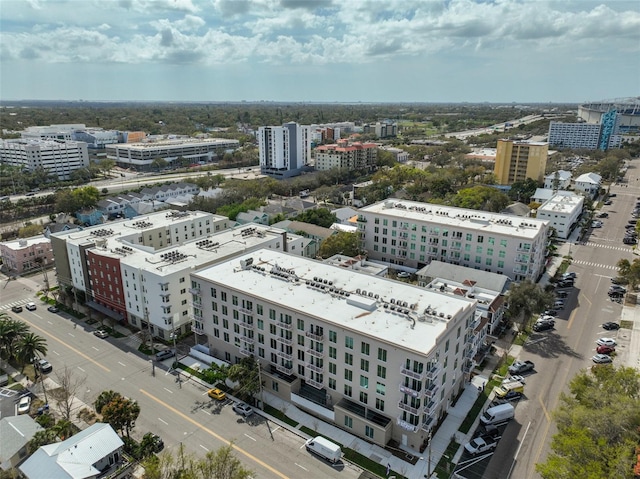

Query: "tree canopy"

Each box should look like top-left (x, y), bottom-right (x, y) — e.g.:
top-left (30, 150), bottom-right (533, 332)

top-left (293, 207), bottom-right (337, 228)
top-left (55, 186), bottom-right (101, 213)
top-left (318, 232), bottom-right (360, 259)
top-left (94, 390), bottom-right (140, 438)
top-left (536, 365), bottom-right (640, 479)
top-left (505, 279), bottom-right (555, 331)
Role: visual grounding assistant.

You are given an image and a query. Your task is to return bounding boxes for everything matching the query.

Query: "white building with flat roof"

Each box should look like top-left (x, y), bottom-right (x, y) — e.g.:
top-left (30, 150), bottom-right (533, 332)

top-left (536, 192), bottom-right (584, 239)
top-left (258, 122), bottom-right (311, 178)
top-left (106, 138), bottom-right (239, 170)
top-left (0, 138), bottom-right (89, 180)
top-left (190, 249), bottom-right (476, 448)
top-left (357, 200), bottom-right (550, 281)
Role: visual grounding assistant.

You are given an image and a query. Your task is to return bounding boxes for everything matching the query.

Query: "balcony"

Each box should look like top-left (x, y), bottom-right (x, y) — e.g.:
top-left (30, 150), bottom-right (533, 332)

top-left (278, 321), bottom-right (293, 331)
top-left (306, 377), bottom-right (324, 390)
top-left (397, 401), bottom-right (420, 415)
top-left (241, 335), bottom-right (255, 344)
top-left (306, 348), bottom-right (324, 359)
top-left (189, 287), bottom-right (201, 295)
top-left (357, 216), bottom-right (367, 223)
top-left (450, 244), bottom-right (461, 251)
top-left (513, 268), bottom-right (528, 275)
top-left (516, 247), bottom-right (532, 253)
top-left (399, 384), bottom-right (421, 398)
top-left (424, 399), bottom-right (438, 416)
top-left (396, 417), bottom-right (418, 433)
top-left (276, 336), bottom-right (292, 346)
top-left (239, 347), bottom-right (253, 357)
top-left (424, 383), bottom-right (439, 398)
top-left (307, 363), bottom-right (323, 374)
top-left (428, 230), bottom-right (439, 236)
top-left (191, 323), bottom-right (205, 335)
top-left (239, 307), bottom-right (253, 315)
top-left (276, 364), bottom-right (293, 375)
top-left (466, 349), bottom-right (476, 359)
top-left (241, 316), bottom-right (254, 326)
top-left (305, 330), bottom-right (324, 341)
top-left (400, 366), bottom-right (425, 381)
top-left (421, 416), bottom-right (435, 432)
top-left (425, 364), bottom-right (440, 380)
top-left (514, 256), bottom-right (530, 264)
top-left (189, 313), bottom-right (203, 322)
top-left (277, 350), bottom-right (293, 361)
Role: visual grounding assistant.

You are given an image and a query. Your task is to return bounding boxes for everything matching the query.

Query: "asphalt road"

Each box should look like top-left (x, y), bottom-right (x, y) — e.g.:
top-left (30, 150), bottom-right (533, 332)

top-left (475, 162), bottom-right (640, 479)
top-left (2, 290), bottom-right (360, 479)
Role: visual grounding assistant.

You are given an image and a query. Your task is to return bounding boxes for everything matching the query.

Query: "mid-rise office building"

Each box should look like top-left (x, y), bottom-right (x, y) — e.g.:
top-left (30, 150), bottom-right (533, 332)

top-left (105, 138), bottom-right (239, 171)
top-left (258, 122), bottom-right (311, 178)
top-left (314, 140), bottom-right (378, 171)
top-left (0, 139), bottom-right (89, 180)
top-left (357, 200), bottom-right (549, 281)
top-left (494, 140), bottom-right (548, 185)
top-left (363, 122), bottom-right (397, 138)
top-left (191, 249), bottom-right (477, 447)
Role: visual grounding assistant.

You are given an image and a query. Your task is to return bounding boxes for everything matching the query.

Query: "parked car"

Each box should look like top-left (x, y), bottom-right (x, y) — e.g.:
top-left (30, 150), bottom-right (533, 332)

top-left (155, 349), bottom-right (175, 361)
top-left (47, 305), bottom-right (59, 313)
top-left (623, 237), bottom-right (637, 244)
top-left (503, 375), bottom-right (526, 384)
top-left (556, 291), bottom-right (569, 298)
top-left (592, 354), bottom-right (613, 364)
top-left (543, 309), bottom-right (560, 316)
top-left (591, 221), bottom-right (602, 228)
top-left (596, 338), bottom-right (617, 347)
top-left (596, 345), bottom-right (615, 354)
top-left (604, 200), bottom-right (612, 205)
top-left (11, 305), bottom-right (23, 313)
top-left (94, 329), bottom-right (109, 339)
top-left (207, 388), bottom-right (227, 401)
top-left (232, 402), bottom-right (253, 417)
top-left (596, 212), bottom-right (608, 218)
top-left (508, 360), bottom-right (535, 375)
top-left (553, 300), bottom-right (565, 309)
top-left (17, 395), bottom-right (31, 414)
top-left (464, 435), bottom-right (499, 455)
top-left (397, 271), bottom-right (411, 279)
top-left (35, 359), bottom-right (52, 374)
top-left (533, 321), bottom-right (554, 332)
top-left (560, 272), bottom-right (577, 280)
top-left (602, 322), bottom-right (620, 330)
top-left (611, 277), bottom-right (627, 285)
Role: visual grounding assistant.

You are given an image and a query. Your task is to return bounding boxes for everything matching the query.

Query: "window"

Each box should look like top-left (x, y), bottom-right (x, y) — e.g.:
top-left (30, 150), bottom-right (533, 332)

top-left (345, 369), bottom-right (352, 381)
top-left (210, 287), bottom-right (217, 298)
top-left (365, 425), bottom-right (374, 439)
top-left (376, 382), bottom-right (386, 395)
top-left (361, 359), bottom-right (369, 372)
top-left (221, 291), bottom-right (227, 301)
top-left (498, 260), bottom-right (505, 269)
top-left (257, 319), bottom-right (264, 330)
top-left (477, 235), bottom-right (484, 243)
top-left (329, 378), bottom-right (336, 390)
top-left (377, 365), bottom-right (386, 379)
top-left (466, 233), bottom-right (472, 241)
top-left (329, 363), bottom-right (337, 375)
top-left (375, 398), bottom-right (385, 411)
top-left (344, 353), bottom-right (353, 365)
top-left (272, 381), bottom-right (279, 392)
top-left (257, 304), bottom-right (263, 315)
top-left (345, 336), bottom-right (353, 349)
top-left (360, 376), bottom-right (369, 389)
top-left (359, 391), bottom-right (368, 403)
top-left (232, 296), bottom-right (238, 306)
top-left (361, 342), bottom-right (370, 355)
top-left (329, 331), bottom-right (337, 343)
top-left (344, 415), bottom-right (353, 428)
top-left (500, 239), bottom-right (508, 247)
top-left (297, 318), bottom-right (304, 330)
top-left (445, 339), bottom-right (450, 352)
top-left (344, 385), bottom-right (352, 397)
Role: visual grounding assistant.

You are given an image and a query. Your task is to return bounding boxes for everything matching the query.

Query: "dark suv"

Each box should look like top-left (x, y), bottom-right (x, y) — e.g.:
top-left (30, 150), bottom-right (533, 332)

top-left (11, 305), bottom-right (23, 313)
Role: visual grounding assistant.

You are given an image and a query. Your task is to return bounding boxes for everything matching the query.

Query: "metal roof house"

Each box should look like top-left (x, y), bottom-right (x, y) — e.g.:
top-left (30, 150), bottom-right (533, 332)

top-left (19, 423), bottom-right (124, 479)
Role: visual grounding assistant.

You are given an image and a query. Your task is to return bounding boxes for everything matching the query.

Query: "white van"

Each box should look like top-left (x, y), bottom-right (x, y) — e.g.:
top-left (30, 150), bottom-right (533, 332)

top-left (305, 436), bottom-right (341, 463)
top-left (480, 403), bottom-right (515, 425)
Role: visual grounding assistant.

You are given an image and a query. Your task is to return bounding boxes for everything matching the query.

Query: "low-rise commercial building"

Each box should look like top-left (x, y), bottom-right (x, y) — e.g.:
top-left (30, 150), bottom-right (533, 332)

top-left (536, 192), bottom-right (584, 239)
top-left (0, 236), bottom-right (53, 275)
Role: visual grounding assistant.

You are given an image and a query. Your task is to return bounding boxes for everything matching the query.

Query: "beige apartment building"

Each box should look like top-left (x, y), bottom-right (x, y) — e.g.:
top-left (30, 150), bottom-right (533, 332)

top-left (494, 139), bottom-right (548, 185)
top-left (190, 249), bottom-right (477, 448)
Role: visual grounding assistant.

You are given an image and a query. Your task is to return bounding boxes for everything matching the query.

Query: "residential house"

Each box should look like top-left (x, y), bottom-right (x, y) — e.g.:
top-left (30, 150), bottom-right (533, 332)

top-left (573, 172), bottom-right (602, 198)
top-left (543, 170), bottom-right (572, 190)
top-left (0, 415), bottom-right (43, 470)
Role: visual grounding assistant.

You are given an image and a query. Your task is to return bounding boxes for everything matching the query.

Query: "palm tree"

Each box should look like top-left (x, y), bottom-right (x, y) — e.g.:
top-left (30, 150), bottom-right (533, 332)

top-left (0, 315), bottom-right (29, 364)
top-left (16, 332), bottom-right (48, 372)
top-left (27, 429), bottom-right (58, 453)
top-left (52, 419), bottom-right (75, 440)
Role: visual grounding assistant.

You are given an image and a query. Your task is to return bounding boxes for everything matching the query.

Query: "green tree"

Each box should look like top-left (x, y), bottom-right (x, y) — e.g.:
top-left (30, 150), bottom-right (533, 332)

top-left (536, 365), bottom-right (640, 479)
top-left (508, 178), bottom-right (539, 202)
top-left (52, 418), bottom-right (75, 440)
top-left (197, 444), bottom-right (254, 479)
top-left (151, 157), bottom-right (169, 171)
top-left (293, 208), bottom-right (337, 228)
top-left (94, 390), bottom-right (122, 414)
top-left (18, 223), bottom-right (44, 238)
top-left (505, 280), bottom-right (555, 331)
top-left (318, 232), bottom-right (360, 259)
top-left (16, 332), bottom-right (48, 371)
top-left (0, 315), bottom-right (29, 363)
top-left (451, 185), bottom-right (510, 212)
top-left (101, 395), bottom-right (140, 438)
top-left (227, 356), bottom-right (261, 401)
top-left (28, 429), bottom-right (58, 453)
top-left (97, 158), bottom-right (116, 178)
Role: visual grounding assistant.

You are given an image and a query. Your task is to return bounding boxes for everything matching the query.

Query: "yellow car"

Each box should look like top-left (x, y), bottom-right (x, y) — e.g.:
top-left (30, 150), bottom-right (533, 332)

top-left (207, 388), bottom-right (226, 401)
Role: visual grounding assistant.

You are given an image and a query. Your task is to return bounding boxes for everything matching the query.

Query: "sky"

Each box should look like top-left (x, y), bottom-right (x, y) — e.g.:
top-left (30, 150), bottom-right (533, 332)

top-left (1, 0), bottom-right (639, 103)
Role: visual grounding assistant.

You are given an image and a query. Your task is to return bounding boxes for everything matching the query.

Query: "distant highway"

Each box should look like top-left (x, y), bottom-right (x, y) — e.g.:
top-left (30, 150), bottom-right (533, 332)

top-left (444, 114), bottom-right (546, 140)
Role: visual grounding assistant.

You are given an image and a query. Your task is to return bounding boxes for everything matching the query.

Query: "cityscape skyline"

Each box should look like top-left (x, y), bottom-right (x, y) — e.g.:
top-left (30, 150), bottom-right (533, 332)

top-left (0, 0), bottom-right (639, 104)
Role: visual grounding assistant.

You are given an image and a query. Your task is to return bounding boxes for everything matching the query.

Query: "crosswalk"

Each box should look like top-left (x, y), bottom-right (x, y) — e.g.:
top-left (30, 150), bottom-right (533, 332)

top-left (0, 298), bottom-right (35, 311)
top-left (571, 260), bottom-right (618, 271)
top-left (576, 241), bottom-right (633, 253)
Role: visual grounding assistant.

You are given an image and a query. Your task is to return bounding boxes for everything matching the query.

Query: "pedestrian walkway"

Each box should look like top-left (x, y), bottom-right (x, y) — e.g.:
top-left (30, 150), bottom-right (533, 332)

top-left (0, 297), bottom-right (36, 311)
top-left (571, 260), bottom-right (617, 271)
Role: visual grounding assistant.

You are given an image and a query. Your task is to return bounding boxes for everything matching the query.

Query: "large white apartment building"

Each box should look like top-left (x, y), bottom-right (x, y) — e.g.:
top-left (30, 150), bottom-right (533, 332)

top-left (536, 192), bottom-right (584, 239)
top-left (105, 138), bottom-right (239, 171)
top-left (357, 200), bottom-right (550, 281)
top-left (0, 139), bottom-right (89, 180)
top-left (191, 249), bottom-right (476, 447)
top-left (258, 122), bottom-right (311, 178)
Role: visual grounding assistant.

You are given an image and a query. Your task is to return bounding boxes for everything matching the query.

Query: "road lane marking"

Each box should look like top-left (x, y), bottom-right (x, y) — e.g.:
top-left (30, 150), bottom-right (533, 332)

top-left (33, 313), bottom-right (42, 319)
top-left (272, 426), bottom-right (281, 433)
top-left (295, 464), bottom-right (308, 471)
top-left (118, 361), bottom-right (126, 367)
top-left (139, 389), bottom-right (290, 479)
top-left (244, 433), bottom-right (256, 441)
top-left (163, 388), bottom-right (173, 394)
top-left (92, 346), bottom-right (99, 351)
top-left (47, 321), bottom-right (53, 324)
top-left (200, 445), bottom-right (209, 452)
top-left (201, 410), bottom-right (211, 415)
top-left (158, 418), bottom-right (168, 425)
top-left (538, 396), bottom-right (551, 422)
top-left (19, 318), bottom-right (110, 372)
top-left (68, 333), bottom-right (75, 337)
top-left (77, 367), bottom-right (85, 372)
top-left (53, 351), bottom-right (60, 356)
top-left (567, 308), bottom-right (578, 330)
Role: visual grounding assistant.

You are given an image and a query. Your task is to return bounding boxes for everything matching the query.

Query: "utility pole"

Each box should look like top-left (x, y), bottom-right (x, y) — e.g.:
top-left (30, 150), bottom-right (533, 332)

top-left (427, 431), bottom-right (432, 479)
top-left (256, 359), bottom-right (264, 410)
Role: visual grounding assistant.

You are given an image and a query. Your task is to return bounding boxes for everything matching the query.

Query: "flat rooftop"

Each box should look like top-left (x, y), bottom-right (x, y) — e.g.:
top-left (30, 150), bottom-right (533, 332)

top-left (193, 249), bottom-right (475, 355)
top-left (1, 235), bottom-right (50, 250)
top-left (108, 138), bottom-right (239, 150)
top-left (360, 200), bottom-right (548, 239)
top-left (538, 193), bottom-right (583, 213)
